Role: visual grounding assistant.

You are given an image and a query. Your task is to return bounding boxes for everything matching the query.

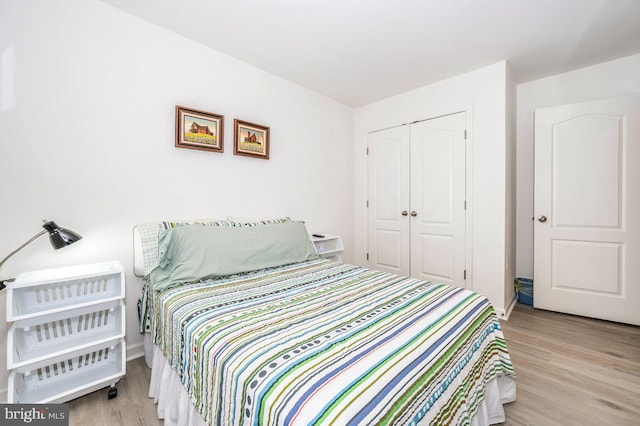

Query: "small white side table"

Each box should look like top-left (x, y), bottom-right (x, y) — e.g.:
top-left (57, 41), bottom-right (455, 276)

top-left (6, 261), bottom-right (126, 403)
top-left (310, 234), bottom-right (344, 262)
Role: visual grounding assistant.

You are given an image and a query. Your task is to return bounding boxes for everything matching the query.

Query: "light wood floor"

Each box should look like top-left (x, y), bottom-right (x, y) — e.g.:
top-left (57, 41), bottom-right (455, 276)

top-left (498, 304), bottom-right (640, 426)
top-left (67, 353), bottom-right (162, 426)
top-left (67, 303), bottom-right (640, 425)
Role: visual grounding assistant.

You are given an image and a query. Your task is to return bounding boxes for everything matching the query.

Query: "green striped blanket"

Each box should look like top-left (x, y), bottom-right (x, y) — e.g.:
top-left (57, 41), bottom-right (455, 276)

top-left (143, 259), bottom-right (515, 425)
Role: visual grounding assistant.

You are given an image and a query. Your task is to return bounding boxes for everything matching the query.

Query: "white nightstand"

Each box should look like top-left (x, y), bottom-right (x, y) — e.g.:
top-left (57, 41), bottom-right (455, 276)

top-left (310, 234), bottom-right (344, 262)
top-left (5, 261), bottom-right (126, 403)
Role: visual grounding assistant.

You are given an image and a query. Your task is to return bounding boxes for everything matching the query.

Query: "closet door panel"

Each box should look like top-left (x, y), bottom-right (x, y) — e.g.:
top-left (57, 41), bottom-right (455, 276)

top-left (367, 126), bottom-right (410, 276)
top-left (419, 128), bottom-right (454, 224)
top-left (417, 234), bottom-right (454, 280)
top-left (410, 113), bottom-right (466, 287)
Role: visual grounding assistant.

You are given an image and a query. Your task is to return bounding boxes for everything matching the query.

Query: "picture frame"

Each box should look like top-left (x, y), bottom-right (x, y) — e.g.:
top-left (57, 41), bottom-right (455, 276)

top-left (175, 106), bottom-right (224, 152)
top-left (234, 119), bottom-right (270, 159)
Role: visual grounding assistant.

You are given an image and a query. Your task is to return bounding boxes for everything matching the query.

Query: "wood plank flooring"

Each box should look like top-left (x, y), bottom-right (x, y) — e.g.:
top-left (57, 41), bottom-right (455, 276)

top-left (67, 355), bottom-right (161, 426)
top-left (67, 303), bottom-right (640, 425)
top-left (498, 304), bottom-right (640, 426)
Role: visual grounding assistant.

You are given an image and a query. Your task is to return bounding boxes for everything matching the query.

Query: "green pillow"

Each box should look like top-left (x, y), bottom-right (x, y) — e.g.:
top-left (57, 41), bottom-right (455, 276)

top-left (150, 221), bottom-right (319, 289)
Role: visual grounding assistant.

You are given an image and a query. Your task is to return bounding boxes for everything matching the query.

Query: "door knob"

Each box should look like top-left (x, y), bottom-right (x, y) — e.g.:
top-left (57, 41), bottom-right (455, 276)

top-left (410, 211), bottom-right (418, 217)
top-left (401, 210), bottom-right (408, 216)
top-left (538, 215), bottom-right (547, 223)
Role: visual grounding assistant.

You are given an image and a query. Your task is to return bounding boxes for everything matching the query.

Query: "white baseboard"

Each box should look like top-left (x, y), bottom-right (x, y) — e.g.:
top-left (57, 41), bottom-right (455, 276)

top-left (497, 295), bottom-right (518, 321)
top-left (126, 340), bottom-right (145, 362)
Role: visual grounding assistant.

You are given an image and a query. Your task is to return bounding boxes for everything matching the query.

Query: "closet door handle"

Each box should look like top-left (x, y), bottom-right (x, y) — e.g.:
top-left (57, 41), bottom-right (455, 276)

top-left (410, 211), bottom-right (418, 217)
top-left (401, 210), bottom-right (409, 216)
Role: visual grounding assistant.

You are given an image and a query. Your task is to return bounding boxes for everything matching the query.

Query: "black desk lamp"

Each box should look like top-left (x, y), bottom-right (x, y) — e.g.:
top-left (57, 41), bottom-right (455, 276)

top-left (0, 220), bottom-right (82, 290)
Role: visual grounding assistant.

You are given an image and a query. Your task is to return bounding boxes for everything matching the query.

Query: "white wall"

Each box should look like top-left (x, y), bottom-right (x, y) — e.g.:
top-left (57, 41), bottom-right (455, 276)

top-left (0, 0), bottom-right (354, 399)
top-left (504, 63), bottom-right (517, 310)
top-left (354, 61), bottom-right (514, 318)
top-left (516, 53), bottom-right (640, 278)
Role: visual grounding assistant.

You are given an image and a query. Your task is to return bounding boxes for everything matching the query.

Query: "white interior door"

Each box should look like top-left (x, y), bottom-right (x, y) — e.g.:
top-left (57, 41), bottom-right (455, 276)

top-left (367, 125), bottom-right (410, 276)
top-left (410, 113), bottom-right (467, 288)
top-left (534, 94), bottom-right (640, 325)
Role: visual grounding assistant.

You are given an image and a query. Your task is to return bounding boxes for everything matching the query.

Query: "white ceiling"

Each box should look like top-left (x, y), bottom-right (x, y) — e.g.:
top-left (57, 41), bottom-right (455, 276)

top-left (100, 0), bottom-right (640, 107)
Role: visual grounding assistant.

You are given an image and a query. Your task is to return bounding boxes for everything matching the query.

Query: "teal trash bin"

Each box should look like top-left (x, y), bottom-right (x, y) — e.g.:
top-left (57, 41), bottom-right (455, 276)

top-left (514, 277), bottom-right (533, 305)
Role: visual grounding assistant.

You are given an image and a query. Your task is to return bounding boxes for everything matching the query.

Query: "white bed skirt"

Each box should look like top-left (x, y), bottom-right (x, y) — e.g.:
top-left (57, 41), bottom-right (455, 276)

top-left (145, 335), bottom-right (516, 426)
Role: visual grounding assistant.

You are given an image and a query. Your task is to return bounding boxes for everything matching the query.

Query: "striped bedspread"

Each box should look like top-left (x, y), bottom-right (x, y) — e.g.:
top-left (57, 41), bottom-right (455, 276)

top-left (144, 259), bottom-right (515, 425)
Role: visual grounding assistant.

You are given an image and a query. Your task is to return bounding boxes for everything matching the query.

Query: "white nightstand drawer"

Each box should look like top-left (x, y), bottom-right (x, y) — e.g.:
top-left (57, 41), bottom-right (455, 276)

top-left (8, 300), bottom-right (125, 370)
top-left (6, 261), bottom-right (125, 322)
top-left (8, 338), bottom-right (126, 404)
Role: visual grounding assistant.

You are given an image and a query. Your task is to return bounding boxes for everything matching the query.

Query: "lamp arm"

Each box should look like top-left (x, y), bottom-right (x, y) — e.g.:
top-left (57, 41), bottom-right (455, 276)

top-left (0, 229), bottom-right (48, 270)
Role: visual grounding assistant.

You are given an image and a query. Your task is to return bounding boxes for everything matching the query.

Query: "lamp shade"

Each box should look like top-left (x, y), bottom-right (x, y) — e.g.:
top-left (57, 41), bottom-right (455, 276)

top-left (42, 220), bottom-right (82, 249)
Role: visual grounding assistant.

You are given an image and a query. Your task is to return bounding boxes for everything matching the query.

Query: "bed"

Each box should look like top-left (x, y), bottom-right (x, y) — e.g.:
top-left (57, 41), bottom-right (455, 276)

top-left (134, 218), bottom-right (516, 425)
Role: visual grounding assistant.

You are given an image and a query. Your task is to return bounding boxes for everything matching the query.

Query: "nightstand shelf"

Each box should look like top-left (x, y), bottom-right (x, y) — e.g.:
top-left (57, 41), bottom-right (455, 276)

top-left (310, 234), bottom-right (344, 262)
top-left (6, 261), bottom-right (126, 403)
top-left (8, 338), bottom-right (126, 404)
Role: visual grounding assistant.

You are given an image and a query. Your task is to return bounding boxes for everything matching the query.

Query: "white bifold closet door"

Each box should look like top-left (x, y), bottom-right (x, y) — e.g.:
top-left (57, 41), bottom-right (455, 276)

top-left (410, 114), bottom-right (466, 286)
top-left (368, 112), bottom-right (467, 288)
top-left (367, 125), bottom-right (411, 276)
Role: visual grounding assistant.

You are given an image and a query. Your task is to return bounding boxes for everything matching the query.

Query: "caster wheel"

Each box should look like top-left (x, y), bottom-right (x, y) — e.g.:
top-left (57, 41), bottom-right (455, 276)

top-left (108, 387), bottom-right (117, 399)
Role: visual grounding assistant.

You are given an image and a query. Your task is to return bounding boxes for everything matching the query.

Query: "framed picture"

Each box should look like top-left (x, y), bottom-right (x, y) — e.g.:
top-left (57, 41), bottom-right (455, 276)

top-left (234, 119), bottom-right (270, 159)
top-left (175, 106), bottom-right (224, 152)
